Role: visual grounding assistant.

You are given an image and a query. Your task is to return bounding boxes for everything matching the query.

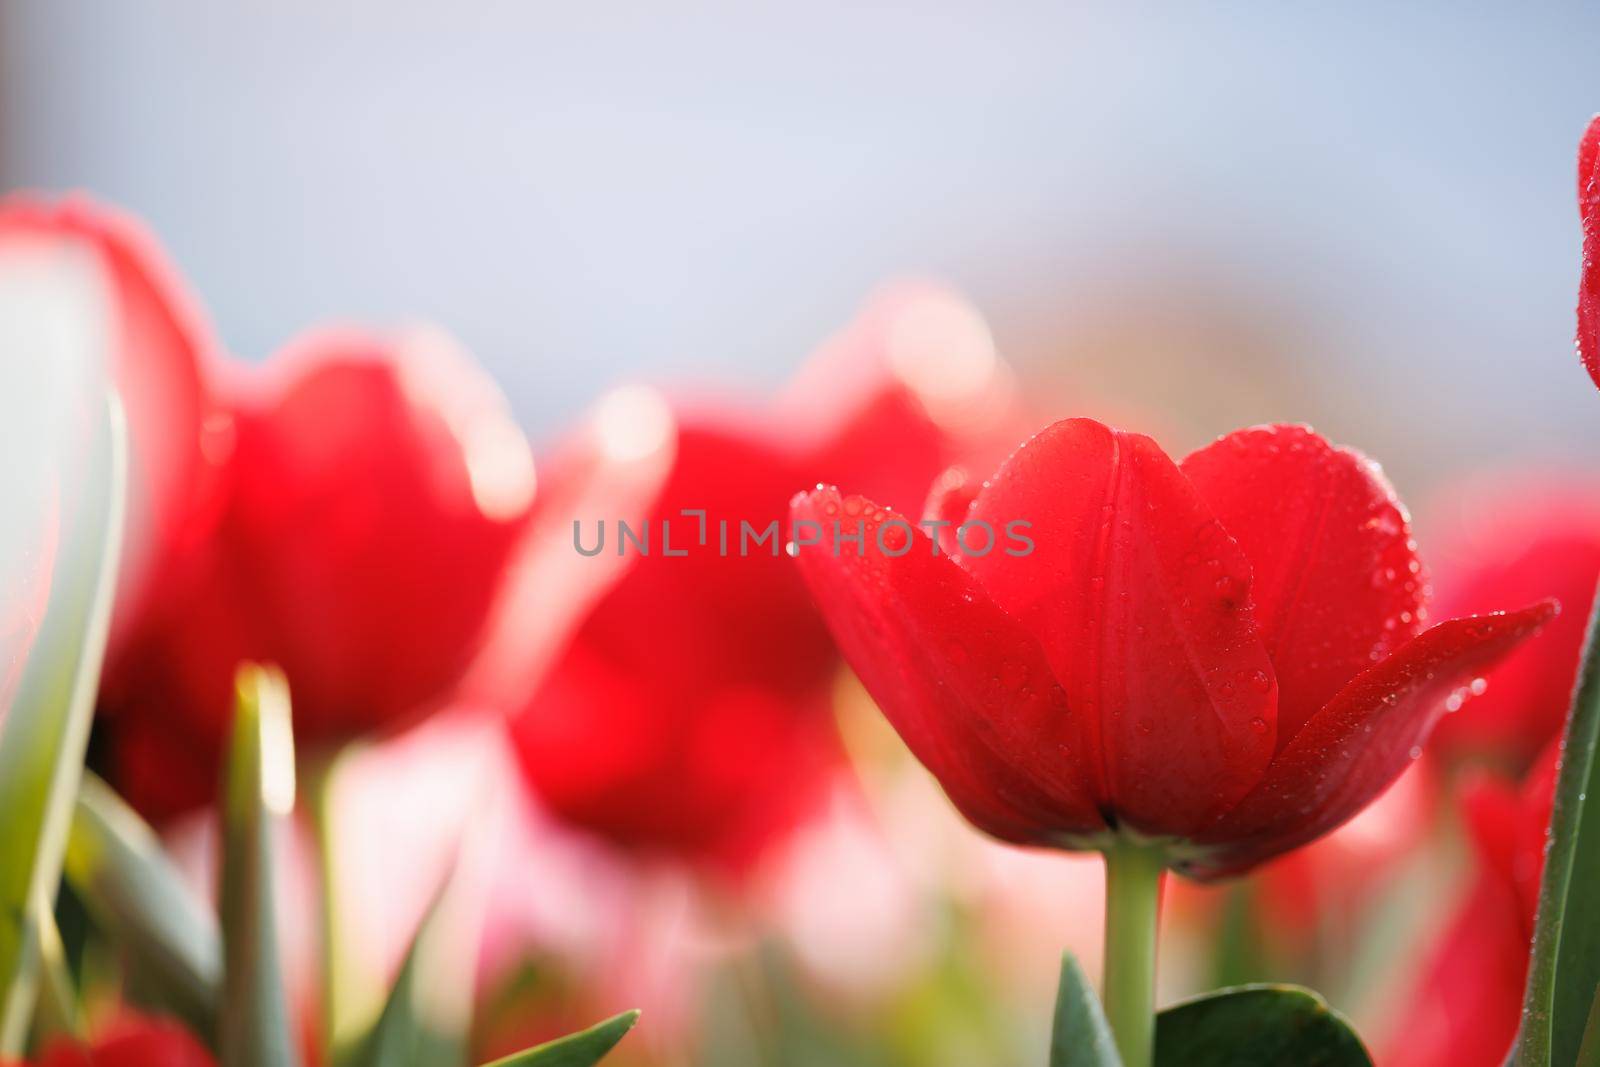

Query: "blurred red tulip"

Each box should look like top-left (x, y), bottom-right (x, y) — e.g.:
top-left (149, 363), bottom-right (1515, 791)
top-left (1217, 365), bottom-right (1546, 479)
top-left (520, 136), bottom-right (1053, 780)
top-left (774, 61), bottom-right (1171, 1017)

top-left (790, 419), bottom-right (1554, 878)
top-left (508, 284), bottom-right (1020, 873)
top-left (100, 328), bottom-right (535, 821)
top-left (1423, 474), bottom-right (1600, 773)
top-left (0, 196), bottom-right (226, 652)
top-left (4, 1015), bottom-right (215, 1067)
top-left (1380, 750), bottom-right (1555, 1067)
top-left (1576, 114), bottom-right (1600, 390)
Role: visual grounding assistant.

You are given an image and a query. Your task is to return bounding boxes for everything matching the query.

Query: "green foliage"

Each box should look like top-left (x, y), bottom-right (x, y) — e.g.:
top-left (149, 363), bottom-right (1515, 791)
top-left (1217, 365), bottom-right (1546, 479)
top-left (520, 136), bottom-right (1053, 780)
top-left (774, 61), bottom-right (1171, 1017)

top-left (64, 773), bottom-right (221, 1034)
top-left (1049, 953), bottom-right (1120, 1067)
top-left (1514, 587), bottom-right (1600, 1066)
top-left (477, 1010), bottom-right (640, 1067)
top-left (1153, 985), bottom-right (1369, 1067)
top-left (0, 397), bottom-right (124, 1056)
top-left (218, 665), bottom-right (301, 1067)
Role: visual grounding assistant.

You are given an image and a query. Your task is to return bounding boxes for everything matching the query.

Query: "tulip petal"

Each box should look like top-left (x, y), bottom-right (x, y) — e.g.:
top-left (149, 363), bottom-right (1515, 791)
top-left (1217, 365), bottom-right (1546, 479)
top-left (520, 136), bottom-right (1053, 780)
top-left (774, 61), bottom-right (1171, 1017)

top-left (1180, 425), bottom-right (1425, 748)
top-left (1185, 601), bottom-right (1557, 879)
top-left (962, 418), bottom-right (1277, 835)
top-left (790, 486), bottom-right (1106, 845)
top-left (1578, 115), bottom-right (1600, 390)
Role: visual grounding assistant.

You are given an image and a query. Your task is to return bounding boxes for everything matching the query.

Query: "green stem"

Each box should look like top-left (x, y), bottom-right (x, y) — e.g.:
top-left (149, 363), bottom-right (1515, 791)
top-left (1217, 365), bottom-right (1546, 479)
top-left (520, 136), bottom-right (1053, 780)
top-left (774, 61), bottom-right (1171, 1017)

top-left (1102, 844), bottom-right (1164, 1067)
top-left (305, 756), bottom-right (354, 1066)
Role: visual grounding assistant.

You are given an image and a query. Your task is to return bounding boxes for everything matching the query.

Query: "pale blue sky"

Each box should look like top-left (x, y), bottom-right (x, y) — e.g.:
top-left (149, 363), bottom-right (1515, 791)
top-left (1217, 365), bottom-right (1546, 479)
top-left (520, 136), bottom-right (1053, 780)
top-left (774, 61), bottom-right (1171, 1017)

top-left (4, 3), bottom-right (1596, 495)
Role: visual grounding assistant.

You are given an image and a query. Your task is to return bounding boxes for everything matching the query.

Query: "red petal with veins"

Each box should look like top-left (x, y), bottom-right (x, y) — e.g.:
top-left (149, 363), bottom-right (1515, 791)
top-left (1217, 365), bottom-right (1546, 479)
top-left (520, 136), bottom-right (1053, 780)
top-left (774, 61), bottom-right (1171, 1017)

top-left (961, 418), bottom-right (1278, 835)
top-left (1186, 601), bottom-right (1556, 878)
top-left (1181, 424), bottom-right (1425, 748)
top-left (790, 486), bottom-right (1105, 844)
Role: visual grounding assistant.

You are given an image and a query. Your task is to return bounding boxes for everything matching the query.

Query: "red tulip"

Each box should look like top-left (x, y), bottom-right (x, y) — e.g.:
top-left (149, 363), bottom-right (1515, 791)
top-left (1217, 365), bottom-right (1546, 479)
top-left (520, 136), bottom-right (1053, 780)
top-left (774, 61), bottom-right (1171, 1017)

top-left (509, 414), bottom-right (841, 869)
top-left (1379, 750), bottom-right (1555, 1067)
top-left (99, 328), bottom-right (534, 820)
top-left (4, 1015), bottom-right (214, 1067)
top-left (1423, 473), bottom-right (1600, 772)
top-left (508, 285), bottom-right (1020, 871)
top-left (1577, 115), bottom-right (1600, 389)
top-left (789, 418), bottom-right (1555, 877)
top-left (0, 196), bottom-right (226, 652)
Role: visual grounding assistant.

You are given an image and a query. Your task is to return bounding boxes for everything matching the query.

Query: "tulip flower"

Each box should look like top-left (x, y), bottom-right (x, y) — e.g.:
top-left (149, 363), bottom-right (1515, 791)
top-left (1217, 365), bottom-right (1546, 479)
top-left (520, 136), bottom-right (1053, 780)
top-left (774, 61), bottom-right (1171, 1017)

top-left (99, 328), bottom-right (535, 821)
top-left (507, 284), bottom-right (1020, 873)
top-left (1380, 750), bottom-right (1555, 1067)
top-left (2, 1016), bottom-right (215, 1067)
top-left (789, 417), bottom-right (1554, 1065)
top-left (1422, 474), bottom-right (1600, 773)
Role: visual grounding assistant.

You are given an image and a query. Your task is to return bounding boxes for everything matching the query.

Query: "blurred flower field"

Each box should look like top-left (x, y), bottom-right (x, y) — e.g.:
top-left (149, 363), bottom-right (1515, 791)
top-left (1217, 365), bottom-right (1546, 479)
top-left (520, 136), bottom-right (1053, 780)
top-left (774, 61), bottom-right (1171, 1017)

top-left (2, 71), bottom-right (1600, 1067)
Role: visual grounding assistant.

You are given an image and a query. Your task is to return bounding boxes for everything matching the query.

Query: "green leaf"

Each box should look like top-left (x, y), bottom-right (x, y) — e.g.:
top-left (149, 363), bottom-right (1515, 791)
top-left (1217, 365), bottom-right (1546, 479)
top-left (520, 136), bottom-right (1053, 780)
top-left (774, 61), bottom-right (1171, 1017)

top-left (0, 395), bottom-right (125, 1056)
top-left (350, 847), bottom-right (488, 1067)
top-left (1153, 985), bottom-right (1369, 1067)
top-left (28, 904), bottom-right (80, 1048)
top-left (1513, 586), bottom-right (1600, 1066)
top-left (1049, 953), bottom-right (1120, 1066)
top-left (477, 1010), bottom-right (640, 1067)
top-left (63, 772), bottom-right (221, 1034)
top-left (1577, 980), bottom-right (1600, 1067)
top-left (219, 665), bottom-right (301, 1067)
